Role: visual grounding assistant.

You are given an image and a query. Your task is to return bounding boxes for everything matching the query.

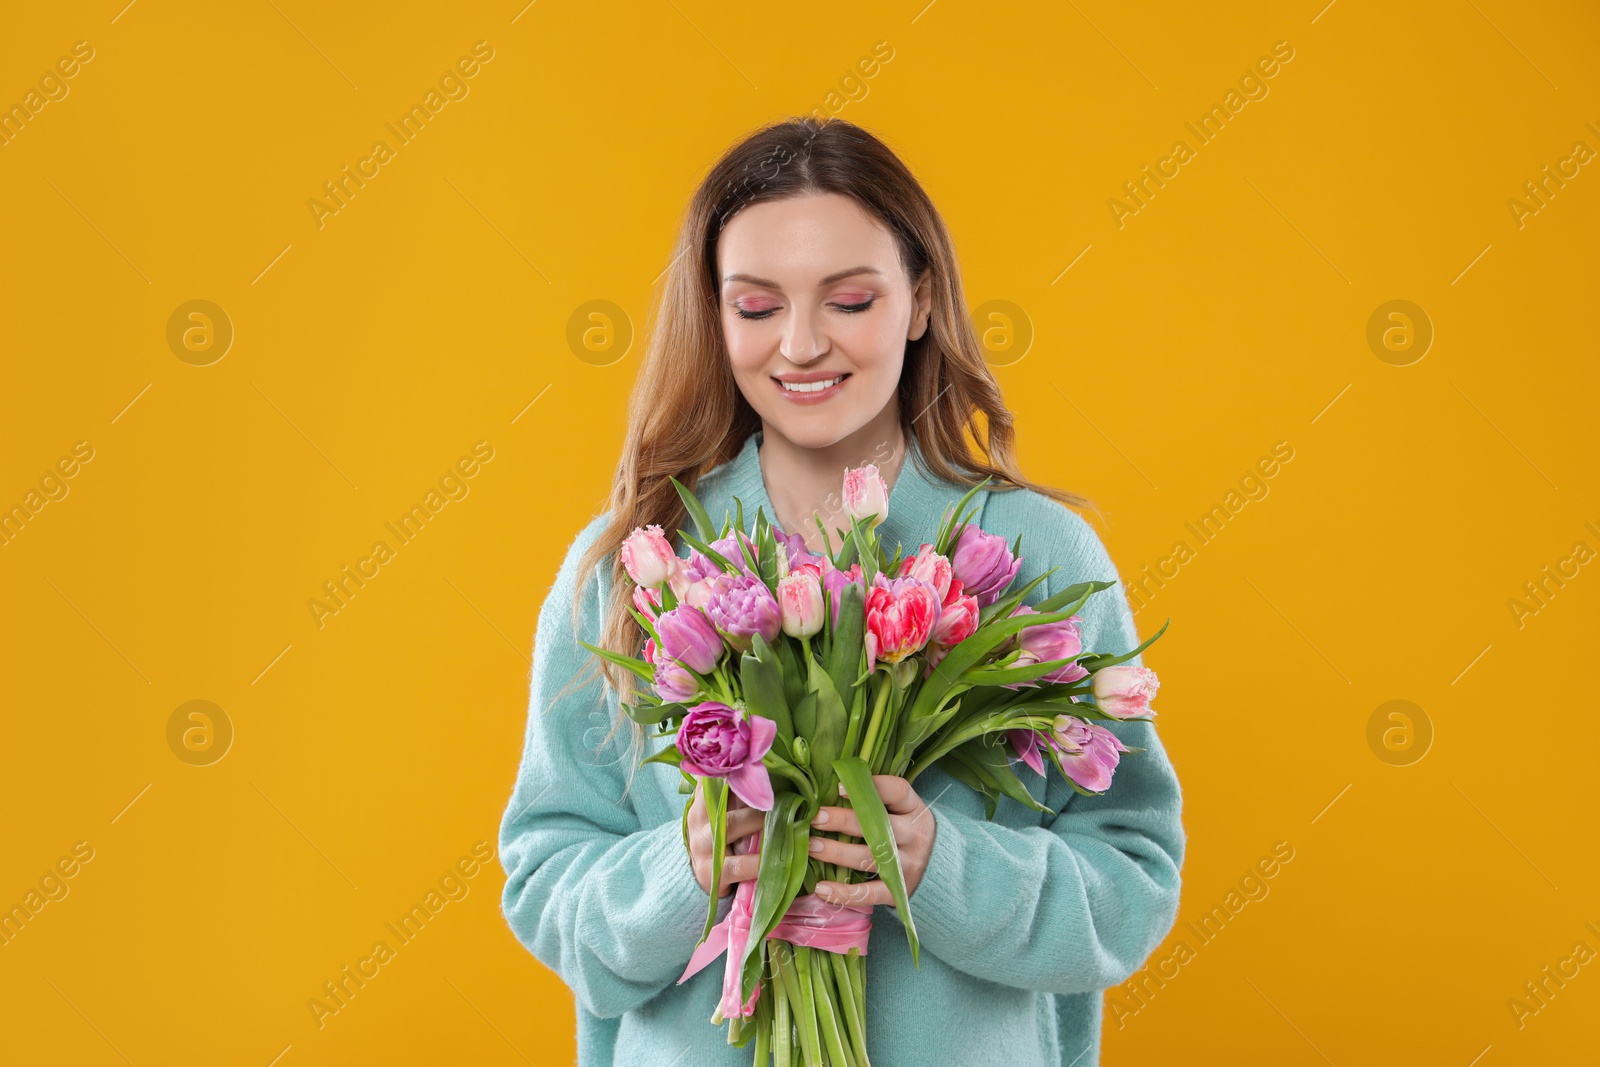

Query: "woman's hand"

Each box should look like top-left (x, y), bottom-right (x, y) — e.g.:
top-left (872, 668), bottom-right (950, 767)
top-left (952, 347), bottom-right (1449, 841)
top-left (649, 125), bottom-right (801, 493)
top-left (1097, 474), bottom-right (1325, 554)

top-left (807, 774), bottom-right (936, 906)
top-left (686, 786), bottom-right (763, 897)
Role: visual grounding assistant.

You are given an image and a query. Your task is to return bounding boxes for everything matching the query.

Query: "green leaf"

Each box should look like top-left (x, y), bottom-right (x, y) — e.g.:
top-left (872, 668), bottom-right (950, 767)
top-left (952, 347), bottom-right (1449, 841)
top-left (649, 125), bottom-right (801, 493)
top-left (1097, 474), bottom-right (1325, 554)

top-left (624, 700), bottom-right (682, 726)
top-left (697, 778), bottom-right (729, 946)
top-left (676, 529), bottom-right (742, 577)
top-left (641, 744), bottom-right (682, 767)
top-left (977, 568), bottom-right (1057, 626)
top-left (669, 475), bottom-right (714, 542)
top-left (832, 756), bottom-right (919, 967)
top-left (1035, 579), bottom-right (1114, 614)
top-left (952, 733), bottom-right (1052, 814)
top-left (940, 751), bottom-right (1000, 819)
top-left (742, 637), bottom-right (793, 745)
top-left (1077, 617), bottom-right (1171, 673)
top-left (824, 582), bottom-right (864, 703)
top-left (910, 606), bottom-right (1086, 720)
top-left (791, 690), bottom-right (818, 740)
top-left (577, 640), bottom-right (656, 684)
top-left (734, 792), bottom-right (806, 1006)
top-left (807, 659), bottom-right (848, 793)
top-left (959, 655), bottom-right (1085, 687)
top-left (933, 478), bottom-right (991, 556)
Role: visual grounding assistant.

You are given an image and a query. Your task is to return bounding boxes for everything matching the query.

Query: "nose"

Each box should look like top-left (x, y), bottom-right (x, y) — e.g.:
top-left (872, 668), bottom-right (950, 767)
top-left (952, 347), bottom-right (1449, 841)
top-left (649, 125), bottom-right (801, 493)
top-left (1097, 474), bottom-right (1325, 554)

top-left (779, 306), bottom-right (829, 364)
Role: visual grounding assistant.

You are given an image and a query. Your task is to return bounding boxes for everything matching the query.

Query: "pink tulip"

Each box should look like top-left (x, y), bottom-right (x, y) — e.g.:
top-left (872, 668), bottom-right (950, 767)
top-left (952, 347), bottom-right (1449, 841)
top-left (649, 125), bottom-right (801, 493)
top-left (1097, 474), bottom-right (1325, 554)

top-left (949, 523), bottom-right (1021, 607)
top-left (1007, 715), bottom-right (1130, 793)
top-left (926, 585), bottom-right (979, 669)
top-left (1050, 715), bottom-right (1130, 793)
top-left (654, 658), bottom-right (698, 703)
top-left (863, 575), bottom-right (942, 671)
top-left (1005, 606), bottom-right (1089, 687)
top-left (1093, 665), bottom-right (1160, 719)
top-left (677, 702), bottom-right (778, 810)
top-left (633, 584), bottom-right (662, 621)
top-left (898, 543), bottom-right (953, 601)
top-left (777, 571), bottom-right (825, 639)
top-left (621, 524), bottom-right (678, 588)
top-left (842, 464), bottom-right (889, 528)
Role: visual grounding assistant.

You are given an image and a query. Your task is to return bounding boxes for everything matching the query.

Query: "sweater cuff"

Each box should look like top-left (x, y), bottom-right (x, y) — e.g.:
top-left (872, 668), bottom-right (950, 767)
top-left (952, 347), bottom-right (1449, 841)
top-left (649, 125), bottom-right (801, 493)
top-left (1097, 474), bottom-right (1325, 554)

top-left (898, 803), bottom-right (968, 937)
top-left (638, 816), bottom-right (729, 944)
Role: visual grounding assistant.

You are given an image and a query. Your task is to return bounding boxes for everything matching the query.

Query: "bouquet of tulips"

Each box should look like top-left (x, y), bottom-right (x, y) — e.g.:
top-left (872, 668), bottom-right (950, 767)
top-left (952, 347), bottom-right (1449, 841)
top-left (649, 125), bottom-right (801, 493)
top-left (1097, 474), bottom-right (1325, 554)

top-left (581, 465), bottom-right (1166, 1066)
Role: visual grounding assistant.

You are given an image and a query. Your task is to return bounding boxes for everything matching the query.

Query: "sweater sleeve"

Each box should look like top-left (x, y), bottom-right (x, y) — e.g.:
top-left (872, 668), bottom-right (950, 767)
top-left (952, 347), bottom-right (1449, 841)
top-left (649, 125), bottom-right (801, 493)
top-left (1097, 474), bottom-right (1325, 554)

top-left (497, 516), bottom-right (716, 1019)
top-left (892, 505), bottom-right (1186, 996)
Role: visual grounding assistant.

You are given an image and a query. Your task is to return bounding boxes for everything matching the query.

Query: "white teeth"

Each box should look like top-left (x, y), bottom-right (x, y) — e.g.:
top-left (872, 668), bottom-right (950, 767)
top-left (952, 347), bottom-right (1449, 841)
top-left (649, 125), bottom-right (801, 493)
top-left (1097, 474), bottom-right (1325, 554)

top-left (779, 376), bottom-right (844, 394)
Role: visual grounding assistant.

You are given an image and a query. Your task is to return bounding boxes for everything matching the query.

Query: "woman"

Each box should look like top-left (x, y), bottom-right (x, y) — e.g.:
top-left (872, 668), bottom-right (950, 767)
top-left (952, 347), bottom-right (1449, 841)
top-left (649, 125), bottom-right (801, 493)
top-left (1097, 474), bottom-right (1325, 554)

top-left (498, 116), bottom-right (1184, 1067)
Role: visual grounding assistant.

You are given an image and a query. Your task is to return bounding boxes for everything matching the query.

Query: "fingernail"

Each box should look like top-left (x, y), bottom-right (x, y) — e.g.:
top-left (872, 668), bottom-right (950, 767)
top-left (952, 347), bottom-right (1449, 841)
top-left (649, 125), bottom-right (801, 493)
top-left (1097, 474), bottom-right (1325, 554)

top-left (808, 837), bottom-right (824, 853)
top-left (816, 884), bottom-right (835, 899)
top-left (812, 809), bottom-right (829, 825)
top-left (837, 784), bottom-right (848, 797)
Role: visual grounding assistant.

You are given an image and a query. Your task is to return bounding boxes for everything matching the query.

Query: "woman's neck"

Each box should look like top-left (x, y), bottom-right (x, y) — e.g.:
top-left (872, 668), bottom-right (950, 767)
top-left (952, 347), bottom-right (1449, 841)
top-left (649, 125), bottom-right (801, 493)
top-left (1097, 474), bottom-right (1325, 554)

top-left (757, 405), bottom-right (908, 554)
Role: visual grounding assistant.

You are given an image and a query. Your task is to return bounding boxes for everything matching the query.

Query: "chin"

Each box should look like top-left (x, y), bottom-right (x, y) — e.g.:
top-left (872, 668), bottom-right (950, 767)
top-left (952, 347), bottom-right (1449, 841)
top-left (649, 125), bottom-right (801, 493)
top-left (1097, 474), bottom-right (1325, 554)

top-left (760, 412), bottom-right (865, 451)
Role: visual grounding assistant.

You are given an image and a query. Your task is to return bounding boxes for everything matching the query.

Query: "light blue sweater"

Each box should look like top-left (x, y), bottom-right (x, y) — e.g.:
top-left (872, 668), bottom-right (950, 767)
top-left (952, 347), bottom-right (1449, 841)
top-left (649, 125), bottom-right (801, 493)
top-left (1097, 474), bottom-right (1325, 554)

top-left (498, 430), bottom-right (1185, 1066)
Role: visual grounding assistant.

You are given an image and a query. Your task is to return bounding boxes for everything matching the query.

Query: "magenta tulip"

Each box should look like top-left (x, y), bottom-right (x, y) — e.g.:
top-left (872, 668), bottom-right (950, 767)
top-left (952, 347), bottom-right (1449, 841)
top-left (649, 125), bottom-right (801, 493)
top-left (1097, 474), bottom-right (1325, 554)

top-left (949, 523), bottom-right (1022, 607)
top-left (677, 701), bottom-right (777, 810)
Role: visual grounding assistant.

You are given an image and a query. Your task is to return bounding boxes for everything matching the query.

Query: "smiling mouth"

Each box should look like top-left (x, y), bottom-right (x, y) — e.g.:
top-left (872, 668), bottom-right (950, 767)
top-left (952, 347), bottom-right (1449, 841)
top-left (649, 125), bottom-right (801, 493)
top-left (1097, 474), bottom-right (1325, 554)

top-left (776, 374), bottom-right (850, 394)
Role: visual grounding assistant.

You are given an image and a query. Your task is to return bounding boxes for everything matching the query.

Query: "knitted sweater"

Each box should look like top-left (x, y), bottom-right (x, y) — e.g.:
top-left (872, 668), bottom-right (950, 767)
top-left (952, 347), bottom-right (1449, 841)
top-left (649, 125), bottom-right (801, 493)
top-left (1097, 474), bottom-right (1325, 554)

top-left (498, 429), bottom-right (1185, 1067)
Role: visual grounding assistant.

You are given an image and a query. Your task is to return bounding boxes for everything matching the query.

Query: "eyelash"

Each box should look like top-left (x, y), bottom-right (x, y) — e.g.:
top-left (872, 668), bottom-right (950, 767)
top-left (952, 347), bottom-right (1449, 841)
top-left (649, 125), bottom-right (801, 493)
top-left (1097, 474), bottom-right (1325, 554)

top-left (734, 298), bottom-right (876, 321)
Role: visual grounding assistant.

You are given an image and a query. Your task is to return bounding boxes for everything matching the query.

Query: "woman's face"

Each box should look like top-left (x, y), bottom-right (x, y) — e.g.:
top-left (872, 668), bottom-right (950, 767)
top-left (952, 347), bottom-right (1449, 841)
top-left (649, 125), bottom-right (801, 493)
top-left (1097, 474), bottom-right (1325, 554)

top-left (716, 192), bottom-right (932, 451)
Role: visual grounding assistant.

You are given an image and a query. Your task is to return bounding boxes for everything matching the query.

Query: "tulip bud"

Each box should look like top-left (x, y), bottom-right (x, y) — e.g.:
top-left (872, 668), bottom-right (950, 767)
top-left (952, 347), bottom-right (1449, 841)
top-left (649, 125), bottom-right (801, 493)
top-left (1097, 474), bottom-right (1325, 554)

top-left (792, 736), bottom-right (810, 765)
top-left (1092, 665), bottom-right (1160, 719)
top-left (777, 571), bottom-right (825, 638)
top-left (620, 524), bottom-right (677, 588)
top-left (842, 464), bottom-right (889, 529)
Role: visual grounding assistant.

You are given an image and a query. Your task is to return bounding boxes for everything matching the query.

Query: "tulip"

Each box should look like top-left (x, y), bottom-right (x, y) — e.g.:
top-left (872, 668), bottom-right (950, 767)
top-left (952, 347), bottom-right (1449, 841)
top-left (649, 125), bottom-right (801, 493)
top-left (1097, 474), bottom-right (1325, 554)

top-left (926, 588), bottom-right (980, 669)
top-left (898, 543), bottom-right (953, 601)
top-left (633, 584), bottom-right (662, 622)
top-left (842, 464), bottom-right (889, 528)
top-left (949, 523), bottom-right (1022, 607)
top-left (1050, 715), bottom-right (1130, 793)
top-left (822, 560), bottom-right (865, 627)
top-left (1004, 606), bottom-right (1089, 687)
top-left (654, 657), bottom-right (698, 703)
top-left (621, 524), bottom-right (677, 588)
top-left (642, 636), bottom-right (658, 665)
top-left (655, 606), bottom-right (724, 675)
top-left (1092, 665), bottom-right (1160, 719)
top-left (1008, 716), bottom-right (1130, 793)
top-left (677, 701), bottom-right (778, 810)
top-left (777, 571), bottom-right (825, 639)
top-left (703, 572), bottom-right (782, 653)
top-left (863, 575), bottom-right (942, 671)
top-left (686, 533), bottom-right (756, 583)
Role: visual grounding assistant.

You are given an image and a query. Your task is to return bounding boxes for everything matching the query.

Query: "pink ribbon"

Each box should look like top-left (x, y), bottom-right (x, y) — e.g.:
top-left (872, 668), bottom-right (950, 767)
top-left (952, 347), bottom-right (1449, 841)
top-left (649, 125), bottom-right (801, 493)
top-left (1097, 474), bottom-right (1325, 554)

top-left (678, 828), bottom-right (874, 1019)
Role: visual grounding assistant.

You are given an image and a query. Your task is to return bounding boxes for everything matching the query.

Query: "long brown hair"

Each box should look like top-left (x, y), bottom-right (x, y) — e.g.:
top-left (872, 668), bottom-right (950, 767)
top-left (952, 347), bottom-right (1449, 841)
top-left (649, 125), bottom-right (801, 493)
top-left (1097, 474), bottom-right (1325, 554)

top-left (561, 115), bottom-right (1089, 796)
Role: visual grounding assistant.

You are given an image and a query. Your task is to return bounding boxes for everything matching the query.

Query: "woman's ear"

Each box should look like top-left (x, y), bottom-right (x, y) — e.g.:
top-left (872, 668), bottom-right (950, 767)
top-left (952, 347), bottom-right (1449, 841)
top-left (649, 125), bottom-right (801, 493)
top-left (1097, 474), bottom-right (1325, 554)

top-left (907, 269), bottom-right (934, 341)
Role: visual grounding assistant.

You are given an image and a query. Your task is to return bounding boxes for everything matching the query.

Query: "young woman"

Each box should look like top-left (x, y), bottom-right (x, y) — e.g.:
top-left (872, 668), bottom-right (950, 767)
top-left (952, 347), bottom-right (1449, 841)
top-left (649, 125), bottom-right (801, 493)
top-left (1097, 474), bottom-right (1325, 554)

top-left (498, 117), bottom-right (1184, 1067)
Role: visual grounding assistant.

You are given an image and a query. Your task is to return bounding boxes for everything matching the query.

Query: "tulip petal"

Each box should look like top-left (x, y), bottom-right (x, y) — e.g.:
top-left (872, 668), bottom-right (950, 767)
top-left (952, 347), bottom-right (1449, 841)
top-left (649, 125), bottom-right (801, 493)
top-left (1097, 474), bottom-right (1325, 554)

top-left (727, 761), bottom-right (775, 811)
top-left (1009, 729), bottom-right (1046, 776)
top-left (746, 712), bottom-right (777, 762)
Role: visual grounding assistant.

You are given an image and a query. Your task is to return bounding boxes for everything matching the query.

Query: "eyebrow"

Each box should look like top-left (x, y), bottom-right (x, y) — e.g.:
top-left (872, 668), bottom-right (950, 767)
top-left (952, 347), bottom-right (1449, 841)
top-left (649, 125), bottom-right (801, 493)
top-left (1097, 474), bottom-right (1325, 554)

top-left (721, 265), bottom-right (885, 288)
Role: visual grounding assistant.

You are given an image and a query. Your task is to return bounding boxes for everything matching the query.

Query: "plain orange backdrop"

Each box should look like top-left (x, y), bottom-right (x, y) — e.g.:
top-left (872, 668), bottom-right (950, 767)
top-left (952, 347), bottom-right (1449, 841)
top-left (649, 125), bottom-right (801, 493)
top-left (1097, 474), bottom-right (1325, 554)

top-left (2, 2), bottom-right (1597, 1064)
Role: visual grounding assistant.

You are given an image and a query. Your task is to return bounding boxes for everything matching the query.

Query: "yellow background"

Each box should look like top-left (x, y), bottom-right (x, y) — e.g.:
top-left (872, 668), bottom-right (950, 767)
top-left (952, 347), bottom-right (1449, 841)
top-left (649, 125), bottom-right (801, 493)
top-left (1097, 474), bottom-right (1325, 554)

top-left (3, 1), bottom-right (1597, 1063)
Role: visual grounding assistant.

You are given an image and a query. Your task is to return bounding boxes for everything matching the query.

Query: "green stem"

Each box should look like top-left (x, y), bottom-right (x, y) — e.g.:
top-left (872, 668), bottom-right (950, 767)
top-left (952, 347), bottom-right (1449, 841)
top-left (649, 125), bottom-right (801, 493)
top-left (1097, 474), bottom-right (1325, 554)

top-left (811, 949), bottom-right (856, 1067)
top-left (790, 945), bottom-right (824, 1066)
top-left (857, 673), bottom-right (893, 766)
top-left (774, 958), bottom-right (793, 1067)
top-left (829, 950), bottom-right (871, 1066)
top-left (849, 951), bottom-right (865, 1040)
